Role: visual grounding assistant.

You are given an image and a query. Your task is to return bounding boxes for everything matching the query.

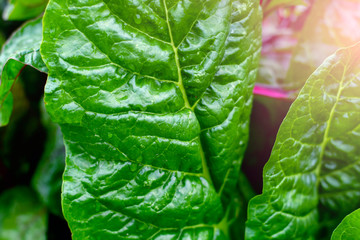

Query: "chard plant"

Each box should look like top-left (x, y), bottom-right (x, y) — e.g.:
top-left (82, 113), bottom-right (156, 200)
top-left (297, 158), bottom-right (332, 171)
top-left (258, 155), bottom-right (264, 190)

top-left (0, 0), bottom-right (360, 240)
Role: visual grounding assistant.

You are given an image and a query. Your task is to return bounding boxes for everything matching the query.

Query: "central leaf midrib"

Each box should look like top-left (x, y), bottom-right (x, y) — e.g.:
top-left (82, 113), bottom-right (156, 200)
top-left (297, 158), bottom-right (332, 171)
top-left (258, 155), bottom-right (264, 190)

top-left (315, 63), bottom-right (347, 209)
top-left (162, 2), bottom-right (190, 109)
top-left (162, 0), bottom-right (213, 186)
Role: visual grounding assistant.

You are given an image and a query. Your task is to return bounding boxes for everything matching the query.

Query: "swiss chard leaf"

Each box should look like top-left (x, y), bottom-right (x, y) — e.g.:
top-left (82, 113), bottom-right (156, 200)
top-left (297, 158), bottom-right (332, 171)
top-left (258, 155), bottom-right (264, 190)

top-left (3, 0), bottom-right (48, 21)
top-left (0, 17), bottom-right (47, 126)
top-left (0, 186), bottom-right (47, 240)
top-left (286, 0), bottom-right (360, 90)
top-left (246, 42), bottom-right (360, 239)
top-left (40, 0), bottom-right (261, 239)
top-left (331, 209), bottom-right (360, 240)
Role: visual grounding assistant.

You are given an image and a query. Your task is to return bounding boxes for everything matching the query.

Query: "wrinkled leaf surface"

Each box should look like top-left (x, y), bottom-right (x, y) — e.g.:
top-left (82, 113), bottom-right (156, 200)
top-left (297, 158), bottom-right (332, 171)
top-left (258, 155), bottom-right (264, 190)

top-left (41, 0), bottom-right (261, 239)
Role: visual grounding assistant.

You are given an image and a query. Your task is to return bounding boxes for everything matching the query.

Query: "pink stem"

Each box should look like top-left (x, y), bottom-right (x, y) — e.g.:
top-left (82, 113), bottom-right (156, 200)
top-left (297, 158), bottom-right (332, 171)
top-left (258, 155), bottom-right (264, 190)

top-left (253, 84), bottom-right (294, 100)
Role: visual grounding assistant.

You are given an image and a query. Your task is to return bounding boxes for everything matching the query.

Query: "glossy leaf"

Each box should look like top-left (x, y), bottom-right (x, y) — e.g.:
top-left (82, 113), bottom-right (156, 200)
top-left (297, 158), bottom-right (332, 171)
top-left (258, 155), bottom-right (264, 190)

top-left (0, 17), bottom-right (47, 127)
top-left (331, 209), bottom-right (360, 240)
top-left (0, 186), bottom-right (47, 240)
top-left (41, 0), bottom-right (261, 239)
top-left (246, 42), bottom-right (360, 239)
top-left (32, 104), bottom-right (65, 217)
top-left (3, 0), bottom-right (48, 21)
top-left (286, 0), bottom-right (360, 90)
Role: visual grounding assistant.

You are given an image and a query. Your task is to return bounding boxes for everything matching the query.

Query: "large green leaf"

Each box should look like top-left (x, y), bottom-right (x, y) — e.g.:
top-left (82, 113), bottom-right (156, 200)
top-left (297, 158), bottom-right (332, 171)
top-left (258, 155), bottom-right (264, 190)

top-left (0, 186), bottom-right (47, 240)
top-left (41, 0), bottom-right (261, 239)
top-left (331, 209), bottom-right (360, 240)
top-left (3, 0), bottom-right (48, 21)
top-left (246, 42), bottom-right (360, 239)
top-left (0, 17), bottom-right (47, 127)
top-left (286, 0), bottom-right (360, 90)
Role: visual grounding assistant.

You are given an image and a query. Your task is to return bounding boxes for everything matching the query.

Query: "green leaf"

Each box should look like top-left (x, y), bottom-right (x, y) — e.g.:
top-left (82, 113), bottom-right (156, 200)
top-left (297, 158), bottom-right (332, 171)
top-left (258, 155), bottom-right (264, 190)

top-left (0, 186), bottom-right (47, 240)
top-left (246, 42), bottom-right (360, 239)
top-left (286, 0), bottom-right (360, 90)
top-left (40, 0), bottom-right (261, 239)
top-left (0, 17), bottom-right (47, 127)
top-left (331, 209), bottom-right (360, 240)
top-left (0, 94), bottom-right (12, 125)
top-left (32, 104), bottom-right (65, 217)
top-left (3, 0), bottom-right (48, 21)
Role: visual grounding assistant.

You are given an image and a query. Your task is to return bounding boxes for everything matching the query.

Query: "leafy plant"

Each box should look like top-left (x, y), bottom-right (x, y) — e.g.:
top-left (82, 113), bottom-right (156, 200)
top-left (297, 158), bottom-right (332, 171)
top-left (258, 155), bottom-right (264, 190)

top-left (0, 17), bottom-right (46, 126)
top-left (331, 209), bottom-right (360, 240)
top-left (40, 0), bottom-right (261, 239)
top-left (247, 42), bottom-right (360, 239)
top-left (3, 0), bottom-right (48, 21)
top-left (1, 0), bottom-right (360, 240)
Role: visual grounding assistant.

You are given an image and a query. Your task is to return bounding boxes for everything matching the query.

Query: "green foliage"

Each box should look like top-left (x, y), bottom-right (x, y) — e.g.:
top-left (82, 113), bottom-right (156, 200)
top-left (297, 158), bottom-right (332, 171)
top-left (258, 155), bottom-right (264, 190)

top-left (3, 0), bottom-right (48, 21)
top-left (1, 0), bottom-right (360, 239)
top-left (246, 42), bottom-right (360, 239)
top-left (331, 209), bottom-right (360, 240)
top-left (32, 105), bottom-right (65, 217)
top-left (40, 0), bottom-right (261, 238)
top-left (0, 186), bottom-right (47, 240)
top-left (0, 17), bottom-right (46, 126)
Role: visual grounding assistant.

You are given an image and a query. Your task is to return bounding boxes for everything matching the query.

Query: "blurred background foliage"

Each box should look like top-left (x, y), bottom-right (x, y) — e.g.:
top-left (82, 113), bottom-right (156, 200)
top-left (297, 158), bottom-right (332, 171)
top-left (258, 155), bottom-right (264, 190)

top-left (1, 0), bottom-right (360, 239)
top-left (0, 0), bottom-right (70, 239)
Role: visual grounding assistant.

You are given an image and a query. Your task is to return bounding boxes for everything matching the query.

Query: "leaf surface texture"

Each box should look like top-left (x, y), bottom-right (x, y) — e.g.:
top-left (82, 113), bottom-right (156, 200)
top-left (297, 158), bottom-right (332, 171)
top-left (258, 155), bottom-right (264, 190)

top-left (41, 0), bottom-right (261, 239)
